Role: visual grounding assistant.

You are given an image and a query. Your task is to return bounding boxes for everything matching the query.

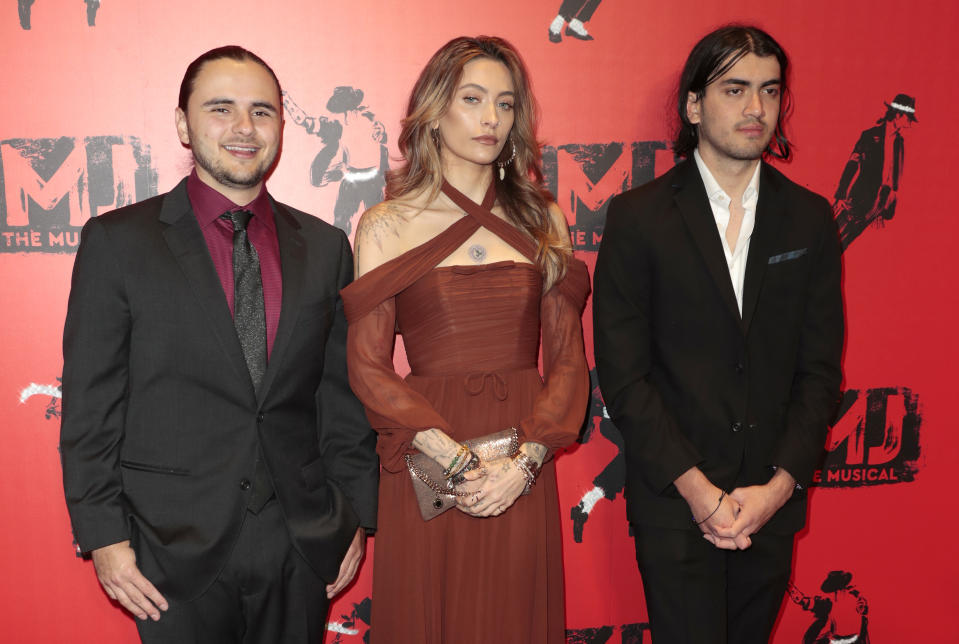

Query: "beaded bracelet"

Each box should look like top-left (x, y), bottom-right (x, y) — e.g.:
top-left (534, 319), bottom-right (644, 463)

top-left (443, 443), bottom-right (470, 479)
top-left (693, 490), bottom-right (727, 525)
top-left (449, 452), bottom-right (480, 487)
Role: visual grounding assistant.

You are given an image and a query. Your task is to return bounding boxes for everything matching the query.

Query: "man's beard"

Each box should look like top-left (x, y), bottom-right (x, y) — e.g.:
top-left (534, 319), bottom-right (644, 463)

top-left (697, 117), bottom-right (774, 162)
top-left (193, 144), bottom-right (275, 189)
top-left (723, 143), bottom-right (768, 161)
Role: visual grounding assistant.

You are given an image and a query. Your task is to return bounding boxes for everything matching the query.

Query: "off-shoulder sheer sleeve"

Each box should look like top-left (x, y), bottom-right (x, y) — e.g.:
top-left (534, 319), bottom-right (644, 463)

top-left (346, 297), bottom-right (452, 472)
top-left (515, 258), bottom-right (591, 450)
top-left (343, 212), bottom-right (483, 473)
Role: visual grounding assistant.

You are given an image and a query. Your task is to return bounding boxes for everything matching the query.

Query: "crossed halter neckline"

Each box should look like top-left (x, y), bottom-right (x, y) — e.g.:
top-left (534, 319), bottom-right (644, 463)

top-left (437, 180), bottom-right (539, 265)
top-left (341, 180), bottom-right (540, 323)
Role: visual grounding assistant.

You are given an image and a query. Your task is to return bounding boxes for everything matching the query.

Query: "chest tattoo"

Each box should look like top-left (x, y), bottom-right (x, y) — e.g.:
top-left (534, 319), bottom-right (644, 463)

top-left (467, 244), bottom-right (487, 263)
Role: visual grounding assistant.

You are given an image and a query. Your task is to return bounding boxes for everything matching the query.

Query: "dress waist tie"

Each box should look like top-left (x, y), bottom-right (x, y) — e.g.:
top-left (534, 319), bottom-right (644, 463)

top-left (464, 371), bottom-right (509, 401)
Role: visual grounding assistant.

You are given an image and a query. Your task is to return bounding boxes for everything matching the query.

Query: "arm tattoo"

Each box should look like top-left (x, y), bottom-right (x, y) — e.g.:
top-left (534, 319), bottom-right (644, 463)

top-left (412, 428), bottom-right (459, 464)
top-left (521, 441), bottom-right (548, 466)
top-left (356, 203), bottom-right (404, 254)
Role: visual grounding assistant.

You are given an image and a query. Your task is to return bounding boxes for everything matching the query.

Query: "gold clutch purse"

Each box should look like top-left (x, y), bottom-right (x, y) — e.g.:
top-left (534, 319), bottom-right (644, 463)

top-left (405, 428), bottom-right (521, 521)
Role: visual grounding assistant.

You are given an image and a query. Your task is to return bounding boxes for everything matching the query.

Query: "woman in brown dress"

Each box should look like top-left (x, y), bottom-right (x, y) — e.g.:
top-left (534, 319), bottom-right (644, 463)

top-left (341, 36), bottom-right (590, 643)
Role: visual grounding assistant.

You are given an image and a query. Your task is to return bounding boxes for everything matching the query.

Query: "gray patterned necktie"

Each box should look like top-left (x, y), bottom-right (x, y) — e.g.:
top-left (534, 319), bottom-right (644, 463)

top-left (222, 210), bottom-right (267, 388)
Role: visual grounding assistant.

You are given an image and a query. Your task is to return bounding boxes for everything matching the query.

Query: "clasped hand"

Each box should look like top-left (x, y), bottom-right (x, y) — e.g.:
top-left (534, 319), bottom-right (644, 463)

top-left (698, 482), bottom-right (793, 550)
top-left (454, 457), bottom-right (526, 517)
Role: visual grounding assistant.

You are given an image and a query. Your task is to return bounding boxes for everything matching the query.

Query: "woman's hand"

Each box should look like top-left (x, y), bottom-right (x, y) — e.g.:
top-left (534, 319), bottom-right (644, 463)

top-left (455, 457), bottom-right (526, 517)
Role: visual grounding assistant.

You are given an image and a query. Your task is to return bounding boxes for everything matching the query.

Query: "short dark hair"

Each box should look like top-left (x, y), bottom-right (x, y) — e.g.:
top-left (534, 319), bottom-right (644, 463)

top-left (178, 45), bottom-right (281, 112)
top-left (673, 25), bottom-right (791, 160)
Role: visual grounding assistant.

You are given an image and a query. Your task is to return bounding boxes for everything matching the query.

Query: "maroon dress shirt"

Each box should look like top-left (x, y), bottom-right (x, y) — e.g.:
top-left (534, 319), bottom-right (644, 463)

top-left (187, 170), bottom-right (283, 357)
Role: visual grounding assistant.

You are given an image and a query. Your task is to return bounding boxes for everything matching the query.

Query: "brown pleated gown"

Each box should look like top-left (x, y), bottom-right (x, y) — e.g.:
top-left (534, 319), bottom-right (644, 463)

top-left (342, 182), bottom-right (590, 643)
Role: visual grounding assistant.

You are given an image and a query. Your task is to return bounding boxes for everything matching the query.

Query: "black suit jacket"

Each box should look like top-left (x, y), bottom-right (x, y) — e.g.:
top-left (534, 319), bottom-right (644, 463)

top-left (593, 160), bottom-right (843, 534)
top-left (61, 178), bottom-right (378, 600)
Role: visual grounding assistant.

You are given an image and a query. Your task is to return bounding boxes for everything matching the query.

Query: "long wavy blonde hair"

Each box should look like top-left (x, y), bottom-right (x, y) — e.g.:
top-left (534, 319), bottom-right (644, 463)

top-left (387, 35), bottom-right (570, 290)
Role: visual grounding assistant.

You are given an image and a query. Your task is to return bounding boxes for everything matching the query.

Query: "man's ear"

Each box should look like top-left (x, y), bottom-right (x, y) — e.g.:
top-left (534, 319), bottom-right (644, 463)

top-left (175, 107), bottom-right (190, 146)
top-left (686, 91), bottom-right (701, 125)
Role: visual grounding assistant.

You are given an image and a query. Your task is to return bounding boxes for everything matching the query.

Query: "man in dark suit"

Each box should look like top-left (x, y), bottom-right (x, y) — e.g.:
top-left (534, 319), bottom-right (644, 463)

top-left (594, 26), bottom-right (843, 643)
top-left (60, 46), bottom-right (378, 643)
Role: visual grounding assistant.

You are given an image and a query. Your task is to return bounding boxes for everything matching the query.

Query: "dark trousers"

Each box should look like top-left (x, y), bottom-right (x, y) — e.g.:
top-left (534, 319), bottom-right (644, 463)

top-left (559, 0), bottom-right (602, 21)
top-left (137, 499), bottom-right (328, 644)
top-left (633, 524), bottom-right (794, 644)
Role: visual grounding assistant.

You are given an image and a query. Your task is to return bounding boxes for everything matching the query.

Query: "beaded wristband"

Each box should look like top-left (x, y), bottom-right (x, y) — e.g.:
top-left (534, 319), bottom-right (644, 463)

top-left (449, 452), bottom-right (480, 487)
top-left (443, 444), bottom-right (472, 479)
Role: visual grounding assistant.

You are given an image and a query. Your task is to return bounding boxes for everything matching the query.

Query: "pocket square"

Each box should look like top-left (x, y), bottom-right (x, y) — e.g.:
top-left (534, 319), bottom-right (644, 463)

top-left (768, 248), bottom-right (808, 264)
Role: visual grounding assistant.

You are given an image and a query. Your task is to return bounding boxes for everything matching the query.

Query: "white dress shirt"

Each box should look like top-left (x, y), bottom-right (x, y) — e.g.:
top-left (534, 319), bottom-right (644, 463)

top-left (693, 149), bottom-right (761, 315)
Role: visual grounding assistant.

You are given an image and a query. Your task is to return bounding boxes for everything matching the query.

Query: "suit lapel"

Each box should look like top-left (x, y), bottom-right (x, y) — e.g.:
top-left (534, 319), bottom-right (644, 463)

top-left (672, 162), bottom-right (743, 328)
top-left (742, 163), bottom-right (785, 334)
top-left (256, 200), bottom-right (306, 406)
top-left (159, 179), bottom-right (253, 392)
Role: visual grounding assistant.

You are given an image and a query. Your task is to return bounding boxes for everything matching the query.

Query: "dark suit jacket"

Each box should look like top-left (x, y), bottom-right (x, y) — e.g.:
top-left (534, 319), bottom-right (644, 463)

top-left (61, 178), bottom-right (378, 600)
top-left (593, 159), bottom-right (843, 534)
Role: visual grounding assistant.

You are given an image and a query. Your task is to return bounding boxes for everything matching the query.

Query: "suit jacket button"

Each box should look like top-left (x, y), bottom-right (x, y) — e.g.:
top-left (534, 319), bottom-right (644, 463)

top-left (736, 363), bottom-right (745, 374)
top-left (731, 422), bottom-right (743, 432)
top-left (256, 413), bottom-right (265, 422)
top-left (239, 479), bottom-right (252, 491)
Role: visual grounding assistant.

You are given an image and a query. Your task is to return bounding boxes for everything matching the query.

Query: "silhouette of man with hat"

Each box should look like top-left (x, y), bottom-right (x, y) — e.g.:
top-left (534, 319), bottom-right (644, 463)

top-left (834, 93), bottom-right (917, 250)
top-left (789, 570), bottom-right (870, 644)
top-left (284, 86), bottom-right (388, 236)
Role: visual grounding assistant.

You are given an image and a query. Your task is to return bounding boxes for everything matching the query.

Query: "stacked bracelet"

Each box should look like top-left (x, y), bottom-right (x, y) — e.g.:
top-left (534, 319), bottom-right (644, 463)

top-left (442, 444), bottom-right (470, 479)
top-left (512, 452), bottom-right (540, 493)
top-left (449, 452), bottom-right (480, 487)
top-left (693, 490), bottom-right (727, 525)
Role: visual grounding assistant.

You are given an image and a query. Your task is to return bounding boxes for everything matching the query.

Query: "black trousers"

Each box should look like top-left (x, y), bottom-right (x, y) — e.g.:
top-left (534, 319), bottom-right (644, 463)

top-left (633, 524), bottom-right (794, 644)
top-left (137, 500), bottom-right (329, 644)
top-left (558, 0), bottom-right (602, 21)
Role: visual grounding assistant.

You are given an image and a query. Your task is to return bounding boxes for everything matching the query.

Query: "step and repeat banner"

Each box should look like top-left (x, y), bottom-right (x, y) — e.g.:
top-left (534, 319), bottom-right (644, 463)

top-left (2, 1), bottom-right (953, 641)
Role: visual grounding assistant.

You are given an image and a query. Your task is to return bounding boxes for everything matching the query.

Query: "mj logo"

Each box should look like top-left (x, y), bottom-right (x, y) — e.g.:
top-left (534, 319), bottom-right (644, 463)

top-left (814, 387), bottom-right (922, 487)
top-left (543, 141), bottom-right (671, 251)
top-left (0, 136), bottom-right (157, 253)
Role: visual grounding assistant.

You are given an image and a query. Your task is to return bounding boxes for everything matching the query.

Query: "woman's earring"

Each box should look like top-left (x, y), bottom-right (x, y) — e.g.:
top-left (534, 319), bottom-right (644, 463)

top-left (497, 140), bottom-right (517, 180)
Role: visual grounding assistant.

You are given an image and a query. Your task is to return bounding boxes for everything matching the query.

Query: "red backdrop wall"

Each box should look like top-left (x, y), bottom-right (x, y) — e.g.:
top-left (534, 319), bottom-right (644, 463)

top-left (2, 1), bottom-right (954, 641)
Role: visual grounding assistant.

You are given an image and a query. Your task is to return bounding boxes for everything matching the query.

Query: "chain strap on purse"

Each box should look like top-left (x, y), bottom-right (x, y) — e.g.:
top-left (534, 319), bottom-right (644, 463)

top-left (406, 427), bottom-right (521, 521)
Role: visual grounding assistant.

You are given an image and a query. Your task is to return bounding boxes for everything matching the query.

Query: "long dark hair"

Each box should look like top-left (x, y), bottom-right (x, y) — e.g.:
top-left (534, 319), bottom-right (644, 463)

top-left (673, 25), bottom-right (791, 160)
top-left (387, 36), bottom-right (570, 289)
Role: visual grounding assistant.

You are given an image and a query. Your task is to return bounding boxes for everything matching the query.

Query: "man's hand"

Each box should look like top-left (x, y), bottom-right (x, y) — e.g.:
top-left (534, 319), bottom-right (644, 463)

top-left (699, 494), bottom-right (751, 550)
top-left (674, 467), bottom-right (750, 550)
top-left (91, 541), bottom-right (167, 621)
top-left (725, 469), bottom-right (796, 542)
top-left (326, 527), bottom-right (366, 599)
